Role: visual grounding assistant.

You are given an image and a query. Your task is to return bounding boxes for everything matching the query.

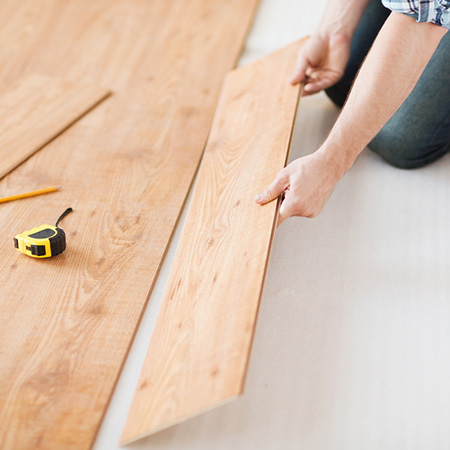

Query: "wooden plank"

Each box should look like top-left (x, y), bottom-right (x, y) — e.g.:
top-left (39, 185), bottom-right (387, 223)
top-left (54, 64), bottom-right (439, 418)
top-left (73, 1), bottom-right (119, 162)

top-left (121, 39), bottom-right (304, 444)
top-left (0, 0), bottom-right (258, 102)
top-left (0, 1), bottom-right (259, 449)
top-left (0, 75), bottom-right (110, 180)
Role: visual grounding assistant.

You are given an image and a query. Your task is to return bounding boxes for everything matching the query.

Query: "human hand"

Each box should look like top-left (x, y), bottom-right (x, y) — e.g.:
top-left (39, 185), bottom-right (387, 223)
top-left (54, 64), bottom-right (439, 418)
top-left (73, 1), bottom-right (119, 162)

top-left (254, 151), bottom-right (344, 225)
top-left (290, 33), bottom-right (351, 96)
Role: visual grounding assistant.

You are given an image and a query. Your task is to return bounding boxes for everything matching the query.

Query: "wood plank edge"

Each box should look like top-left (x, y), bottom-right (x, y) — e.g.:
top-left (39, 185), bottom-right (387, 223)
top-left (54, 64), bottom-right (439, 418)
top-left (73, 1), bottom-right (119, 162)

top-left (116, 140), bottom-right (227, 446)
top-left (88, 140), bottom-right (210, 450)
top-left (0, 89), bottom-right (112, 180)
top-left (236, 81), bottom-right (302, 396)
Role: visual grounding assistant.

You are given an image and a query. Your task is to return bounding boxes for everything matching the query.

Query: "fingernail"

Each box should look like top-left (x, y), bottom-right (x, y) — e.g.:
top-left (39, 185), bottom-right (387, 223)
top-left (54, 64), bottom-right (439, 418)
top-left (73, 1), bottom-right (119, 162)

top-left (254, 194), bottom-right (262, 202)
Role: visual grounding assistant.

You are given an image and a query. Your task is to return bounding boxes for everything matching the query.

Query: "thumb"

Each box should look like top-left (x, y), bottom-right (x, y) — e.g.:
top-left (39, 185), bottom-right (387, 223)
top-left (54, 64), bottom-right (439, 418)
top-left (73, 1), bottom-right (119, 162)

top-left (255, 171), bottom-right (289, 205)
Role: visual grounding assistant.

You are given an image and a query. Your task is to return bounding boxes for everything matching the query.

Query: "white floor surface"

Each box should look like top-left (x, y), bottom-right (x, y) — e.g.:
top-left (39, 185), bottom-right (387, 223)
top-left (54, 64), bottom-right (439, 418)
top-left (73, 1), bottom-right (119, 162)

top-left (94, 1), bottom-right (450, 448)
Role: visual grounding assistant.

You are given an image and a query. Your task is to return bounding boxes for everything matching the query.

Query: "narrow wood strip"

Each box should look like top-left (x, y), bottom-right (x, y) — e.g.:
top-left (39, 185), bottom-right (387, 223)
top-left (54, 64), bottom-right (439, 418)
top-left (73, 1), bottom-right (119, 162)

top-left (0, 75), bottom-right (110, 180)
top-left (121, 39), bottom-right (304, 444)
top-left (0, 1), bottom-right (259, 449)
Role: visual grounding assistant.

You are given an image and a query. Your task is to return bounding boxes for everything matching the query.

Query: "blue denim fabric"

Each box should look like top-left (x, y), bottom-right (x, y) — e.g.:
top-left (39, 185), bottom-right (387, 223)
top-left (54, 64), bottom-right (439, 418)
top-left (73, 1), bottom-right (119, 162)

top-left (325, 0), bottom-right (450, 169)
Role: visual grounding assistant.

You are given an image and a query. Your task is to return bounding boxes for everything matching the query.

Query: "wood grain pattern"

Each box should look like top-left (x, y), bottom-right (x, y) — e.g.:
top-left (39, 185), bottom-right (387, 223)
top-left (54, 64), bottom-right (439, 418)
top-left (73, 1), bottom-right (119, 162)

top-left (0, 0), bottom-right (257, 102)
top-left (0, 1), bottom-right (259, 449)
top-left (121, 39), bottom-right (304, 444)
top-left (0, 75), bottom-right (109, 180)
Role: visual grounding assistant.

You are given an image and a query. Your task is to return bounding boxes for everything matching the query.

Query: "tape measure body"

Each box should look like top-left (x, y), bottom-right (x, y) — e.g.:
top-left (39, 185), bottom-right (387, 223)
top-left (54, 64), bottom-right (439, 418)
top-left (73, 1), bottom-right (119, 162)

top-left (14, 224), bottom-right (66, 258)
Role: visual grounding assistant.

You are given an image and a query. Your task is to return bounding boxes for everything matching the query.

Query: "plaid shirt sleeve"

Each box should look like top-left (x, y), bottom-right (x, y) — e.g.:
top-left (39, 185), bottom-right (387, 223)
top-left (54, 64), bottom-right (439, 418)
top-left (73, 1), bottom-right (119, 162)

top-left (382, 0), bottom-right (450, 28)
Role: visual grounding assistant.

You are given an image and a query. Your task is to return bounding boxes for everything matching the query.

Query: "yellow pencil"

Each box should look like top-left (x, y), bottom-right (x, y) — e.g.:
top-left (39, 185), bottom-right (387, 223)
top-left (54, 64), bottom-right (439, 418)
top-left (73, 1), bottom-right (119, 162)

top-left (0, 186), bottom-right (59, 204)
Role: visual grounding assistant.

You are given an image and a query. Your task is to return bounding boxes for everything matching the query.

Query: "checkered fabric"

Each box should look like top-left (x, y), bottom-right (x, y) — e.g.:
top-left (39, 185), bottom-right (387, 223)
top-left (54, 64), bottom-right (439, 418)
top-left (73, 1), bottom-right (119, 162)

top-left (382, 0), bottom-right (450, 28)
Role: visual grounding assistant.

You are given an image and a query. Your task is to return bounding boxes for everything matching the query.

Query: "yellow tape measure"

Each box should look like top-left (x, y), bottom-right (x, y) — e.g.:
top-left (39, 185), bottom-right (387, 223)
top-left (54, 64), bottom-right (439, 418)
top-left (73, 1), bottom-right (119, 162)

top-left (14, 208), bottom-right (73, 258)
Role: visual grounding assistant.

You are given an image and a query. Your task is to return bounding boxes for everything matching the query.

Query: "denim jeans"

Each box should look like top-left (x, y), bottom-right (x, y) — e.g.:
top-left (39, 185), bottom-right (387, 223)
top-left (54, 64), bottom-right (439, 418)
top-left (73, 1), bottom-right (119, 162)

top-left (325, 0), bottom-right (450, 169)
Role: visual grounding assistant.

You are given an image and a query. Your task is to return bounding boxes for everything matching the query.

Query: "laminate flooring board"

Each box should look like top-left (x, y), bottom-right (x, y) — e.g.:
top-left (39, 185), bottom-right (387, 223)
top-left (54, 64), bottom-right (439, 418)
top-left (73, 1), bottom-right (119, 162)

top-left (0, 75), bottom-right (110, 180)
top-left (121, 39), bottom-right (304, 444)
top-left (0, 1), bottom-right (259, 449)
top-left (0, 0), bottom-right (259, 102)
top-left (0, 97), bottom-right (220, 450)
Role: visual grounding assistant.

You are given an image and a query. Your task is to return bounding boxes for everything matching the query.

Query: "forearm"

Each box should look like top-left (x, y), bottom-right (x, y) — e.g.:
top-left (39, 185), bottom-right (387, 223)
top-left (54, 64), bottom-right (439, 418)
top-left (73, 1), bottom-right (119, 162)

top-left (257, 3), bottom-right (448, 221)
top-left (321, 13), bottom-right (448, 175)
top-left (319, 0), bottom-right (370, 38)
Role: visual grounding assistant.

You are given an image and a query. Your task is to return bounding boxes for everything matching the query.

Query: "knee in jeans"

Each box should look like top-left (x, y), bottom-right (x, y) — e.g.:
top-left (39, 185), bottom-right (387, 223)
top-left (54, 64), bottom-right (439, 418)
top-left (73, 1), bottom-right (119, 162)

top-left (368, 127), bottom-right (448, 169)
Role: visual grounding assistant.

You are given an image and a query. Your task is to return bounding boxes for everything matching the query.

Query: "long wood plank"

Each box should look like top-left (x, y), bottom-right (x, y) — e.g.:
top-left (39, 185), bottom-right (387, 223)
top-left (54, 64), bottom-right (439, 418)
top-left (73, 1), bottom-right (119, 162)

top-left (121, 39), bottom-right (304, 444)
top-left (0, 75), bottom-right (110, 180)
top-left (0, 0), bottom-right (257, 102)
top-left (0, 1), bottom-right (259, 449)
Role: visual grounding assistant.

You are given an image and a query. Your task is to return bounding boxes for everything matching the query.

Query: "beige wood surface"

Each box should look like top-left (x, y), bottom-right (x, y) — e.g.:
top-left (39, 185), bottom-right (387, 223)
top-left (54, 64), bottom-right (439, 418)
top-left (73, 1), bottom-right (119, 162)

top-left (0, 0), bottom-right (257, 102)
top-left (121, 39), bottom-right (304, 444)
top-left (0, 1), bottom-right (259, 449)
top-left (0, 75), bottom-right (110, 180)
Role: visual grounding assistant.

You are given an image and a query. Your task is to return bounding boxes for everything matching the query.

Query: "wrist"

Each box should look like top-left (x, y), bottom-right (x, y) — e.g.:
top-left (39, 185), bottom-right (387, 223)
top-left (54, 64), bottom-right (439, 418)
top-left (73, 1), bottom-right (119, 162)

top-left (317, 23), bottom-right (353, 41)
top-left (318, 0), bottom-right (371, 40)
top-left (316, 140), bottom-right (359, 178)
top-left (318, 8), bottom-right (358, 40)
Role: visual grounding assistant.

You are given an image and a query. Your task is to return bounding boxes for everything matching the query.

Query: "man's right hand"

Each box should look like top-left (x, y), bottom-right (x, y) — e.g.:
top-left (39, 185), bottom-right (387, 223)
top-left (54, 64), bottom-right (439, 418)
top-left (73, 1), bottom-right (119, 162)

top-left (290, 33), bottom-right (351, 96)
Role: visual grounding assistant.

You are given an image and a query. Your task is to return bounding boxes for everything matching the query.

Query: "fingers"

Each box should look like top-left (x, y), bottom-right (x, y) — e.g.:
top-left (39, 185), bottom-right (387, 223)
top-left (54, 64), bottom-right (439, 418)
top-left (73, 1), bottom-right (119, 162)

top-left (290, 49), bottom-right (309, 85)
top-left (254, 170), bottom-right (289, 205)
top-left (302, 79), bottom-right (332, 96)
top-left (277, 195), bottom-right (296, 226)
top-left (277, 189), bottom-right (321, 226)
top-left (255, 177), bottom-right (296, 227)
top-left (304, 34), bottom-right (349, 96)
